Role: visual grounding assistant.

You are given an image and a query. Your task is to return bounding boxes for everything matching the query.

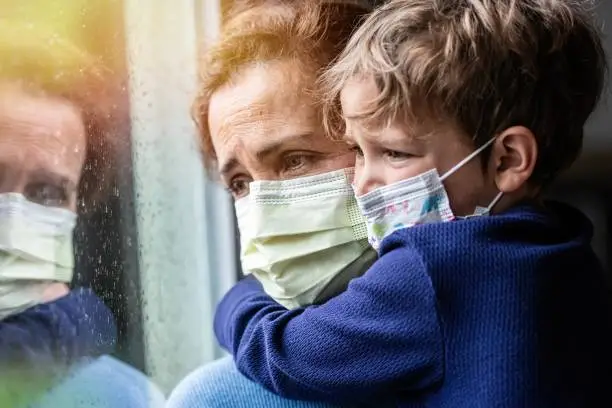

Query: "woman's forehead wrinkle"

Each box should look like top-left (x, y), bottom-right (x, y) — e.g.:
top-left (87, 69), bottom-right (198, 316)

top-left (217, 102), bottom-right (282, 142)
top-left (212, 61), bottom-right (319, 170)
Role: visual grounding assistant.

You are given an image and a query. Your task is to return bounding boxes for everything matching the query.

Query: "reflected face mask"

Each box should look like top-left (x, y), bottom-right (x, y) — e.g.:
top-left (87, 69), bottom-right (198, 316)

top-left (0, 193), bottom-right (76, 320)
top-left (356, 137), bottom-right (503, 250)
top-left (235, 168), bottom-right (375, 309)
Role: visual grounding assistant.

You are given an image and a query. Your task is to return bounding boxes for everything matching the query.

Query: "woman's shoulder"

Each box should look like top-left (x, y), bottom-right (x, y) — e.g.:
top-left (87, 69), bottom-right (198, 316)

top-left (167, 356), bottom-right (336, 408)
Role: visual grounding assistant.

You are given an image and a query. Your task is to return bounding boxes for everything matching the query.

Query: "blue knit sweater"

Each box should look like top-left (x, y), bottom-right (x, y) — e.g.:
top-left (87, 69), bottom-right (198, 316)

top-left (215, 202), bottom-right (612, 407)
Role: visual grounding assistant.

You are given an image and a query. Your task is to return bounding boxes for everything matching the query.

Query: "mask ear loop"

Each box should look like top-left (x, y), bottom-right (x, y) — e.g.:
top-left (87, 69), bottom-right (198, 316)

top-left (439, 137), bottom-right (497, 182)
top-left (486, 191), bottom-right (504, 212)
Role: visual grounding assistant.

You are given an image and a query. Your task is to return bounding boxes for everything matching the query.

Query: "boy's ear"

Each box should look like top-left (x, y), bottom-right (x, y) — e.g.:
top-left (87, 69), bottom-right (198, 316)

top-left (490, 126), bottom-right (537, 193)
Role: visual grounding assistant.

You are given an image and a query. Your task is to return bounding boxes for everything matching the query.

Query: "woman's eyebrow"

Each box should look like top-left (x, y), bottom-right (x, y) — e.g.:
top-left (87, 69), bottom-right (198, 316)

top-left (253, 132), bottom-right (315, 161)
top-left (219, 157), bottom-right (240, 179)
top-left (219, 131), bottom-right (315, 177)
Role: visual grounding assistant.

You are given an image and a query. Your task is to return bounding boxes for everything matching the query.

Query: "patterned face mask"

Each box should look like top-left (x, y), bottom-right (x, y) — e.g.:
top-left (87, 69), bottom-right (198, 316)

top-left (356, 137), bottom-right (503, 250)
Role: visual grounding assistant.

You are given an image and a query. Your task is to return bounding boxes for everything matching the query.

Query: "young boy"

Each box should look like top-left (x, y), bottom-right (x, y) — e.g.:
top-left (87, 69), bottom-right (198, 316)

top-left (213, 0), bottom-right (612, 406)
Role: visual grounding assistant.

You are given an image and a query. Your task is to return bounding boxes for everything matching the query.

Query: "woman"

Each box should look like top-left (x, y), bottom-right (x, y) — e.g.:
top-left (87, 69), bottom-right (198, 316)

top-left (0, 21), bottom-right (164, 407)
top-left (168, 1), bottom-right (373, 407)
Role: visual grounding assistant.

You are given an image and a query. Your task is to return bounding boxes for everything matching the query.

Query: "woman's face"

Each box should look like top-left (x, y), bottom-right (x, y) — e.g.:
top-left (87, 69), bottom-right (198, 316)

top-left (0, 84), bottom-right (87, 211)
top-left (208, 59), bottom-right (355, 199)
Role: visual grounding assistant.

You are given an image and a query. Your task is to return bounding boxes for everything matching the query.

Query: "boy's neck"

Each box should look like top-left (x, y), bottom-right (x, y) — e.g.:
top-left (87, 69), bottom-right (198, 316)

top-left (491, 183), bottom-right (542, 215)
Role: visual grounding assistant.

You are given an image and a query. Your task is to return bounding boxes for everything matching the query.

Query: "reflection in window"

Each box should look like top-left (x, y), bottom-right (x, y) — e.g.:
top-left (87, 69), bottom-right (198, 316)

top-left (0, 1), bottom-right (164, 406)
top-left (2, 0), bottom-right (238, 400)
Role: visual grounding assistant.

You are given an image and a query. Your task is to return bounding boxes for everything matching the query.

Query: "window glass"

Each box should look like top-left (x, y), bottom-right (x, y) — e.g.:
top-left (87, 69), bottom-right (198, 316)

top-left (0, 0), bottom-right (235, 404)
top-left (125, 0), bottom-right (237, 392)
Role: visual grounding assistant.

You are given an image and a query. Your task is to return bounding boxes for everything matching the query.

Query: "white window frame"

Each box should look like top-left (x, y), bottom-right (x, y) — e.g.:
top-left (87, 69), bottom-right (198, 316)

top-left (124, 0), bottom-right (236, 394)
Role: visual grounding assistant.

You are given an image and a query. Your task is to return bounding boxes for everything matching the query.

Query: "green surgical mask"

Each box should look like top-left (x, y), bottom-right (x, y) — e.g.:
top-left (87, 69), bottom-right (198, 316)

top-left (235, 168), bottom-right (376, 309)
top-left (0, 193), bottom-right (76, 320)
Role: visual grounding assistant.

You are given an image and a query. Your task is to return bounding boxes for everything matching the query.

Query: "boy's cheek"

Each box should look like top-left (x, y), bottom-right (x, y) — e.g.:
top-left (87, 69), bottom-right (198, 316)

top-left (444, 169), bottom-right (489, 216)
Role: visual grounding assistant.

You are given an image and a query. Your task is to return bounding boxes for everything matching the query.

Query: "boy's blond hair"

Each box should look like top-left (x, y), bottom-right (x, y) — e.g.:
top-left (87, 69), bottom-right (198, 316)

top-left (322, 0), bottom-right (607, 184)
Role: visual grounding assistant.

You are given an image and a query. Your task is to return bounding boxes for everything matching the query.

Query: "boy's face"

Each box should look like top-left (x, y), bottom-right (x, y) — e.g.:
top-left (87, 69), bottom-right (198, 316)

top-left (341, 76), bottom-right (499, 217)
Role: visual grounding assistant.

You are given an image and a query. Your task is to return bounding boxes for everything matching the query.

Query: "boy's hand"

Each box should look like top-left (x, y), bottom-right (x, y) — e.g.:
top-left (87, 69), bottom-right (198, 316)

top-left (41, 282), bottom-right (70, 302)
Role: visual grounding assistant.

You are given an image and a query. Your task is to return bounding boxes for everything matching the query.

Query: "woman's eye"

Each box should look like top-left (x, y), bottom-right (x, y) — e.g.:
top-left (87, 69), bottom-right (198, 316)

top-left (283, 154), bottom-right (308, 171)
top-left (280, 152), bottom-right (322, 177)
top-left (26, 183), bottom-right (68, 207)
top-left (228, 178), bottom-right (251, 198)
top-left (349, 145), bottom-right (364, 157)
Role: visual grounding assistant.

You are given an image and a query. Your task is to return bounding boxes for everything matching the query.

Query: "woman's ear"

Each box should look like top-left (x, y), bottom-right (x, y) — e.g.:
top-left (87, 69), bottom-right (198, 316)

top-left (489, 126), bottom-right (537, 193)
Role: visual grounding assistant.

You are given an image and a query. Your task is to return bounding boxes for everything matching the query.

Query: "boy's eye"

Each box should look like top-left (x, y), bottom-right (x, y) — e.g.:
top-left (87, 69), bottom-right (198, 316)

top-left (383, 150), bottom-right (412, 161)
top-left (228, 177), bottom-right (252, 198)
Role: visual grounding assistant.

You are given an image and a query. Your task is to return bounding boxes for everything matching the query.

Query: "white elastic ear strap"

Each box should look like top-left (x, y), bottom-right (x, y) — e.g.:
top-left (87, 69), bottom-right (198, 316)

top-left (440, 137), bottom-right (497, 181)
top-left (487, 191), bottom-right (504, 211)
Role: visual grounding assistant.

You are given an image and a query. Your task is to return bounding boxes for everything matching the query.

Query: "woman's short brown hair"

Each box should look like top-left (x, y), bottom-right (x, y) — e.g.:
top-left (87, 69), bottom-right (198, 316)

top-left (0, 20), bottom-right (121, 209)
top-left (193, 0), bottom-right (370, 173)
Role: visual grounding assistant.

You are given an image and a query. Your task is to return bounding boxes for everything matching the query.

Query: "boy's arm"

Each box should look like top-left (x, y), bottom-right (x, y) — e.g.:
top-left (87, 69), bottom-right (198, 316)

top-left (214, 248), bottom-right (444, 403)
top-left (0, 287), bottom-right (117, 367)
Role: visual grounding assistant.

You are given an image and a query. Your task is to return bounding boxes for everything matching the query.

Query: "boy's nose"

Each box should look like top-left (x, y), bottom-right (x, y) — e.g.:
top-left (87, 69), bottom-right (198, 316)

top-left (353, 164), bottom-right (382, 197)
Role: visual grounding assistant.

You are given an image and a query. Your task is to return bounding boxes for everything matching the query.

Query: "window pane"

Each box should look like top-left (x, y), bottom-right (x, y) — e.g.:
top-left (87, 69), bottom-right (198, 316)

top-left (1, 0), bottom-right (236, 403)
top-left (124, 0), bottom-right (237, 393)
